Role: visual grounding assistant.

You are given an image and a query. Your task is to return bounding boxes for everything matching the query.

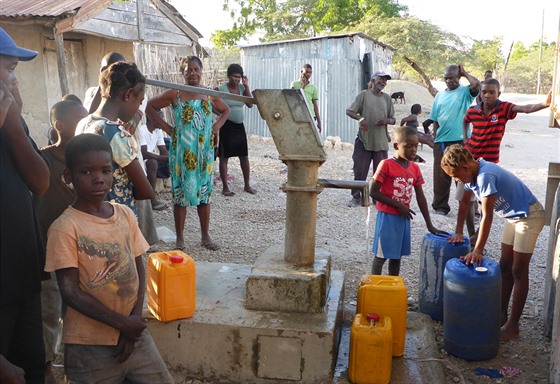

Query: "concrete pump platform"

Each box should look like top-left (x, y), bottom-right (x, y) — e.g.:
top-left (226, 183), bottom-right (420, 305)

top-left (147, 261), bottom-right (345, 383)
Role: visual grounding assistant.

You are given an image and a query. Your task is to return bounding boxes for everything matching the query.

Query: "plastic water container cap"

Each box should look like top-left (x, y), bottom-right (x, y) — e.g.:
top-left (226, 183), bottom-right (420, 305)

top-left (360, 275), bottom-right (371, 284)
top-left (169, 254), bottom-right (184, 263)
top-left (366, 313), bottom-right (380, 322)
top-left (475, 266), bottom-right (488, 273)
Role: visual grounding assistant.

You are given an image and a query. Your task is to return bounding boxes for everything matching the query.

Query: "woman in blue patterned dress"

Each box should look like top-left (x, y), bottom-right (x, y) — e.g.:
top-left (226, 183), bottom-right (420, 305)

top-left (146, 56), bottom-right (230, 250)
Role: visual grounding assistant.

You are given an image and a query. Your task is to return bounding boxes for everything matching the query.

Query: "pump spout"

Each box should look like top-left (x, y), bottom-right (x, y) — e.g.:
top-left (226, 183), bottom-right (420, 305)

top-left (317, 179), bottom-right (370, 207)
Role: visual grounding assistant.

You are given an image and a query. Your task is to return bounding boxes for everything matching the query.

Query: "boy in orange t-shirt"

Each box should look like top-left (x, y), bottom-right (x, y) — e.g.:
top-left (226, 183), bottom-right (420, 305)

top-left (45, 134), bottom-right (171, 382)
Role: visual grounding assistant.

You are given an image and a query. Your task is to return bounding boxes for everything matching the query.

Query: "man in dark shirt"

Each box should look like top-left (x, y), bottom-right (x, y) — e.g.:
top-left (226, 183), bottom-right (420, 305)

top-left (0, 27), bottom-right (50, 384)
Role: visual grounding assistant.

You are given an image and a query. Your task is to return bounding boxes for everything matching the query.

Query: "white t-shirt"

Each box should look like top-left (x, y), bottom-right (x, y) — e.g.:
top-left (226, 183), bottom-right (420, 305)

top-left (139, 124), bottom-right (165, 155)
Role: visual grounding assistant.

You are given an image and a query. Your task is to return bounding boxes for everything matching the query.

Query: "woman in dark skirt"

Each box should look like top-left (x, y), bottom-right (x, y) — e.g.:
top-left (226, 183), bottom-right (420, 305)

top-left (216, 64), bottom-right (256, 196)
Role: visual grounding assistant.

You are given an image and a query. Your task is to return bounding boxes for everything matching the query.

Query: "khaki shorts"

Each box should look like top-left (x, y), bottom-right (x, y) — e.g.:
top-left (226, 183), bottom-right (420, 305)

top-left (502, 201), bottom-right (546, 254)
top-left (455, 182), bottom-right (477, 202)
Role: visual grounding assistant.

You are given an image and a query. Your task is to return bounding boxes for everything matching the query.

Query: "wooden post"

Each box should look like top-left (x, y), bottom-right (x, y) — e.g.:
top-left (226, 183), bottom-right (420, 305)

top-left (137, 0), bottom-right (145, 41)
top-left (551, 271), bottom-right (560, 382)
top-left (543, 163), bottom-right (560, 339)
top-left (53, 27), bottom-right (69, 96)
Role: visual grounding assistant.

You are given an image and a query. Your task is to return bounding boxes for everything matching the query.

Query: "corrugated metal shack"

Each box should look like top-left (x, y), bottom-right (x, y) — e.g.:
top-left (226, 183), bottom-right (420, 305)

top-left (240, 33), bottom-right (394, 144)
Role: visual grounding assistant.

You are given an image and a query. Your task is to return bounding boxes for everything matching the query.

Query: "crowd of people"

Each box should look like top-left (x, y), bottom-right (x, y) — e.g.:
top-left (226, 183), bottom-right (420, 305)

top-left (0, 24), bottom-right (554, 382)
top-left (359, 65), bottom-right (551, 347)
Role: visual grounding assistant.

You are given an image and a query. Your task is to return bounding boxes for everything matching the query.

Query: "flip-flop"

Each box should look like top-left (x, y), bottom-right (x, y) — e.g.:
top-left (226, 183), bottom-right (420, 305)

top-left (201, 241), bottom-right (220, 251)
top-left (244, 187), bottom-right (257, 194)
top-left (222, 190), bottom-right (235, 197)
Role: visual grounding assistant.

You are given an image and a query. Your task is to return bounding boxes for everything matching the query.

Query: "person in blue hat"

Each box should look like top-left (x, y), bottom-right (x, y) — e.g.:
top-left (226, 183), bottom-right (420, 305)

top-left (0, 27), bottom-right (50, 383)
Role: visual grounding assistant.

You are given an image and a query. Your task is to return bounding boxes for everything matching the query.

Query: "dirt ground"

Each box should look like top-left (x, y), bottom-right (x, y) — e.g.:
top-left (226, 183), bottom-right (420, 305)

top-left (52, 84), bottom-right (558, 383)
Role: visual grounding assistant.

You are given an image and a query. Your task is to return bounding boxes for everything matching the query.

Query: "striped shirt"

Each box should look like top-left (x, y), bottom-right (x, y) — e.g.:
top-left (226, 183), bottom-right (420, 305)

top-left (464, 100), bottom-right (517, 163)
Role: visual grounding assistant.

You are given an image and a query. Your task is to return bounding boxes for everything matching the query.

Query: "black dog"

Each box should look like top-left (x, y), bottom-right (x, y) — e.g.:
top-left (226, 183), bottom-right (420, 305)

top-left (391, 91), bottom-right (405, 104)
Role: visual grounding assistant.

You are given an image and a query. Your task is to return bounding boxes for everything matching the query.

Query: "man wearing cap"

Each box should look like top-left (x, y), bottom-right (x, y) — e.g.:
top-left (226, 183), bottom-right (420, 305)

top-left (346, 71), bottom-right (395, 207)
top-left (429, 64), bottom-right (479, 215)
top-left (0, 27), bottom-right (49, 383)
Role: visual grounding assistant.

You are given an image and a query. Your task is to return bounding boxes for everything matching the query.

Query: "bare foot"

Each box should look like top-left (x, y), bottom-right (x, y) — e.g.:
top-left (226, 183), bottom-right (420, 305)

top-left (175, 239), bottom-right (185, 251)
top-left (201, 239), bottom-right (220, 251)
top-left (500, 322), bottom-right (520, 341)
top-left (244, 186), bottom-right (257, 194)
top-left (501, 313), bottom-right (508, 327)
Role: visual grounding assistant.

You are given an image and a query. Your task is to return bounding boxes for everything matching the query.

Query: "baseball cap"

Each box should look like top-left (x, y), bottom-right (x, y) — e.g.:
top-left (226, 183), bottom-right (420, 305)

top-left (0, 27), bottom-right (38, 61)
top-left (371, 71), bottom-right (392, 80)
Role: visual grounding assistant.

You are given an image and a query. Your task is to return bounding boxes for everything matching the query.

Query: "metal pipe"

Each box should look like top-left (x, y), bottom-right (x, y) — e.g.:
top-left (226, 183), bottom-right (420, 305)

top-left (145, 78), bottom-right (257, 104)
top-left (284, 161), bottom-right (321, 266)
top-left (317, 179), bottom-right (370, 207)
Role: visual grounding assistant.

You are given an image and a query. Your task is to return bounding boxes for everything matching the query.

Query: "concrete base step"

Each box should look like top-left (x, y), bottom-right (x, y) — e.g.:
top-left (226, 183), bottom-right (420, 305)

top-left (147, 262), bottom-right (345, 383)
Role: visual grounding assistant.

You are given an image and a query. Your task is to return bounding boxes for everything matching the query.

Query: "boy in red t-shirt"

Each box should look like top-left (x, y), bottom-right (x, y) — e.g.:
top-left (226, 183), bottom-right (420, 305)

top-left (370, 126), bottom-right (444, 276)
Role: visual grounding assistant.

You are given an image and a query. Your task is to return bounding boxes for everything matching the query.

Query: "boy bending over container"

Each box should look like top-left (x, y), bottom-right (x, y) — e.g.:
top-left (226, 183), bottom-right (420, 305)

top-left (442, 144), bottom-right (545, 341)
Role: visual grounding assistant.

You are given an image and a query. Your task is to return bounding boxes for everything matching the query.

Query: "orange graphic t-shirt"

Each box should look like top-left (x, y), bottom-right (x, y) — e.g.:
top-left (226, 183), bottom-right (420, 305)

top-left (45, 203), bottom-right (149, 345)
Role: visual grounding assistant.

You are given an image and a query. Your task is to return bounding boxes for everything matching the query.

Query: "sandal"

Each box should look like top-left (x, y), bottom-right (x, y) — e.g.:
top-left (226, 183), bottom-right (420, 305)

top-left (244, 186), bottom-right (257, 194)
top-left (201, 240), bottom-right (220, 251)
top-left (222, 190), bottom-right (235, 197)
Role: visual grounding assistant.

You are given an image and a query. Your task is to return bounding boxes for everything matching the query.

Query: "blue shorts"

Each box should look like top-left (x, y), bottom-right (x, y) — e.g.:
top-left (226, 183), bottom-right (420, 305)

top-left (372, 211), bottom-right (411, 259)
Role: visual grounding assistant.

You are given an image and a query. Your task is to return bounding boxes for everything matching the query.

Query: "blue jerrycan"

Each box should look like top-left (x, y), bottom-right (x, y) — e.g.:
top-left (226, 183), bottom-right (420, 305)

top-left (418, 233), bottom-right (470, 321)
top-left (443, 257), bottom-right (501, 360)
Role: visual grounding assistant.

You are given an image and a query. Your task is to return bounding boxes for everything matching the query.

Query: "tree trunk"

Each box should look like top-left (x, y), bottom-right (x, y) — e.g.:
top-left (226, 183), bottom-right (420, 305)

top-left (403, 56), bottom-right (438, 97)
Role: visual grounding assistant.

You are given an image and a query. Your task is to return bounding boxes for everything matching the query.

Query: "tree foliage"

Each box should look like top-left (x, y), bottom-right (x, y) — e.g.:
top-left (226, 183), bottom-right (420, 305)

top-left (503, 41), bottom-right (556, 93)
top-left (509, 41), bottom-right (530, 62)
top-left (209, 0), bottom-right (555, 95)
top-left (211, 0), bottom-right (406, 47)
top-left (464, 38), bottom-right (505, 79)
top-left (351, 15), bottom-right (471, 95)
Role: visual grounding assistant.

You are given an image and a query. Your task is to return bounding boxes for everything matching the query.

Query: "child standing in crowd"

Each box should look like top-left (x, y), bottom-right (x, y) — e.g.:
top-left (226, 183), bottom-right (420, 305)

top-left (370, 126), bottom-right (442, 276)
top-left (45, 134), bottom-right (172, 382)
top-left (140, 111), bottom-right (169, 210)
top-left (442, 145), bottom-right (546, 341)
top-left (400, 103), bottom-right (434, 149)
top-left (463, 78), bottom-right (551, 164)
top-left (33, 99), bottom-right (88, 383)
top-left (76, 61), bottom-right (154, 212)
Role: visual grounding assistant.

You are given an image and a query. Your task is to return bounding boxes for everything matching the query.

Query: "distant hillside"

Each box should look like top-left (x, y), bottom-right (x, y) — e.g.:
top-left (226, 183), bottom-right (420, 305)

top-left (384, 80), bottom-right (435, 109)
top-left (383, 80), bottom-right (435, 120)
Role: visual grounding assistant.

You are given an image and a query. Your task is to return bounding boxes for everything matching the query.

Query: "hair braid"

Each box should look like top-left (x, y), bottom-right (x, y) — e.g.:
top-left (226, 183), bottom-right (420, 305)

top-left (441, 144), bottom-right (473, 171)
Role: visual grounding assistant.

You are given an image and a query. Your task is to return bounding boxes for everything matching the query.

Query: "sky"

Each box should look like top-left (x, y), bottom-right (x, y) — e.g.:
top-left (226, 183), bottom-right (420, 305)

top-left (170, 0), bottom-right (560, 50)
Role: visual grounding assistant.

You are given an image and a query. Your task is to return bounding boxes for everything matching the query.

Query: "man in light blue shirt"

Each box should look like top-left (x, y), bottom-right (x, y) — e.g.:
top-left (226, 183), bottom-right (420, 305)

top-left (429, 64), bottom-right (479, 215)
